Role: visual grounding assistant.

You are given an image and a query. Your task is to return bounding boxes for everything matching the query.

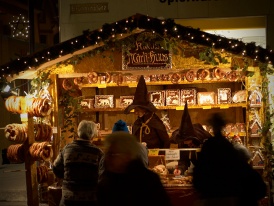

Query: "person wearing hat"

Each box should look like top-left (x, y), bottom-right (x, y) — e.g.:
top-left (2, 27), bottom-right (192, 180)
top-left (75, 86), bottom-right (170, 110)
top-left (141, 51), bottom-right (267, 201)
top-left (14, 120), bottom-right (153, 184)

top-left (112, 119), bottom-right (149, 167)
top-left (124, 75), bottom-right (170, 149)
top-left (98, 119), bottom-right (149, 181)
top-left (170, 101), bottom-right (212, 148)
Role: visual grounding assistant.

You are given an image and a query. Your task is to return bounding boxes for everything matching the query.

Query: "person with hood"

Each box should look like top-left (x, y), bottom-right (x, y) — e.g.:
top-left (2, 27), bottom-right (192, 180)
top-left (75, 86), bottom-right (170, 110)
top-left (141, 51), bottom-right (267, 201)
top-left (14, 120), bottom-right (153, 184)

top-left (97, 131), bottom-right (173, 206)
top-left (124, 75), bottom-right (170, 149)
top-left (193, 113), bottom-right (266, 206)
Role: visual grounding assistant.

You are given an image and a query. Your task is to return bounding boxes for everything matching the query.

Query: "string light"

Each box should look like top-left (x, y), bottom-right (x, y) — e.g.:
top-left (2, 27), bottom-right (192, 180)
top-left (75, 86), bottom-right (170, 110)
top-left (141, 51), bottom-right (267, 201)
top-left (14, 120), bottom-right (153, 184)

top-left (1, 13), bottom-right (274, 77)
top-left (9, 14), bottom-right (29, 39)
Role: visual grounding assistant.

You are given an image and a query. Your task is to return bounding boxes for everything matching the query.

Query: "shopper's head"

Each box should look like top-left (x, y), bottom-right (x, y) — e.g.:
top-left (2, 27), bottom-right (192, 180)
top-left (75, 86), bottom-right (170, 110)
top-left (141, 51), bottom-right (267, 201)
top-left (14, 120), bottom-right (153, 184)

top-left (112, 119), bottom-right (129, 133)
top-left (77, 120), bottom-right (98, 140)
top-left (207, 112), bottom-right (227, 136)
top-left (104, 131), bottom-right (140, 173)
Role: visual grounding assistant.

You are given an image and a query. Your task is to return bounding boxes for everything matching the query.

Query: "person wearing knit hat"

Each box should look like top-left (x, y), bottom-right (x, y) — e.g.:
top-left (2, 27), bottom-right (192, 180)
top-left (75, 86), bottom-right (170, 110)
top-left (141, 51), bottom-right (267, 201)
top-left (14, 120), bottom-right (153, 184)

top-left (103, 119), bottom-right (148, 168)
top-left (112, 119), bottom-right (129, 133)
top-left (124, 75), bottom-right (170, 149)
top-left (170, 101), bottom-right (212, 148)
top-left (98, 119), bottom-right (149, 182)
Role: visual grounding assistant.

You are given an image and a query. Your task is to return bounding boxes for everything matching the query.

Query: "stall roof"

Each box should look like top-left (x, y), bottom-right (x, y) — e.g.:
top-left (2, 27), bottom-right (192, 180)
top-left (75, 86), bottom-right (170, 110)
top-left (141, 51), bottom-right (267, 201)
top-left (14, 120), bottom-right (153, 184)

top-left (1, 13), bottom-right (273, 81)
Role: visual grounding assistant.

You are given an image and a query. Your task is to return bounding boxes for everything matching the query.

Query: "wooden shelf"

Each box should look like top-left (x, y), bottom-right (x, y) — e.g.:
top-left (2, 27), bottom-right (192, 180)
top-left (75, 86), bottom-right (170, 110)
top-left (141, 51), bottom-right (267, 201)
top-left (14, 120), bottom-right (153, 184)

top-left (79, 79), bottom-right (245, 88)
top-left (79, 103), bottom-right (247, 112)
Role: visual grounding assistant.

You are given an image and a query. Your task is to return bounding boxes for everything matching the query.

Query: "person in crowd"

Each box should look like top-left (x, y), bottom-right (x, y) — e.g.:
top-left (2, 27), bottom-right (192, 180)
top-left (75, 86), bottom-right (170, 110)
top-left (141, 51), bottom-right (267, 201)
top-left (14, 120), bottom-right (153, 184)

top-left (124, 75), bottom-right (170, 149)
top-left (52, 120), bottom-right (104, 206)
top-left (231, 135), bottom-right (252, 164)
top-left (98, 119), bottom-right (149, 180)
top-left (111, 119), bottom-right (149, 167)
top-left (193, 113), bottom-right (266, 206)
top-left (97, 131), bottom-right (173, 206)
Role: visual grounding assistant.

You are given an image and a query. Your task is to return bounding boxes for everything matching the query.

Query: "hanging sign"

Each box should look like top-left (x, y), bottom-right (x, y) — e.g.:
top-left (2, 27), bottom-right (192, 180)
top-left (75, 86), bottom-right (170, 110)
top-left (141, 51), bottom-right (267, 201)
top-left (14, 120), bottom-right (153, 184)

top-left (122, 32), bottom-right (172, 70)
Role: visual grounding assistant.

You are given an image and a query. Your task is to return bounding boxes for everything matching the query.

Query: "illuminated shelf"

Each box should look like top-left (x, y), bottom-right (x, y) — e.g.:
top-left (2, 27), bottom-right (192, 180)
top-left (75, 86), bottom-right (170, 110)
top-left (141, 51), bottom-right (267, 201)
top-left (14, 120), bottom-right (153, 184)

top-left (79, 79), bottom-right (245, 88)
top-left (80, 103), bottom-right (247, 112)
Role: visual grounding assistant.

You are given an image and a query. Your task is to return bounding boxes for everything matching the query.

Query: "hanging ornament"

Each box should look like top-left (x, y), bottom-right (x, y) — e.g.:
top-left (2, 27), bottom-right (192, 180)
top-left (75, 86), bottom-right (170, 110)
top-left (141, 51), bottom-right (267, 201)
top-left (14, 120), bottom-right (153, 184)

top-left (9, 14), bottom-right (30, 39)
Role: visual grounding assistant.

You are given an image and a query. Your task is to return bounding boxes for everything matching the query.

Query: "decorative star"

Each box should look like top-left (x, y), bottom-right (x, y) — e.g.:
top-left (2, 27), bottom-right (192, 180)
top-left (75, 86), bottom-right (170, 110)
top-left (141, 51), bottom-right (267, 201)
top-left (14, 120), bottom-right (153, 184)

top-left (9, 14), bottom-right (29, 39)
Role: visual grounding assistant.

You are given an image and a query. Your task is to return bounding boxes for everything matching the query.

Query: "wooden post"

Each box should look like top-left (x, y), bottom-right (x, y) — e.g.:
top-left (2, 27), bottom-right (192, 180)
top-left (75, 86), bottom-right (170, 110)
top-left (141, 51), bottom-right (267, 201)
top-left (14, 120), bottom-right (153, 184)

top-left (50, 74), bottom-right (60, 160)
top-left (23, 116), bottom-right (39, 206)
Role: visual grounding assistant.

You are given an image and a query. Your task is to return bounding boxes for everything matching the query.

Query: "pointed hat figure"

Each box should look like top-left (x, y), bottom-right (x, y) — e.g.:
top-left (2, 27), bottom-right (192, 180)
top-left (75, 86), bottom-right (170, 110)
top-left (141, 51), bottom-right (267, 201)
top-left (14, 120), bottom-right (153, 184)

top-left (124, 75), bottom-right (170, 149)
top-left (170, 101), bottom-right (211, 148)
top-left (124, 75), bottom-right (157, 114)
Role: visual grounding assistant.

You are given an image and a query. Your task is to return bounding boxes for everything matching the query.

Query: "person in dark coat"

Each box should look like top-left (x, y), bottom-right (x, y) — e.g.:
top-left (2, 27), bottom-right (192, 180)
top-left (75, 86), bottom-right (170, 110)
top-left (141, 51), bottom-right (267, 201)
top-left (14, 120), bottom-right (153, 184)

top-left (193, 113), bottom-right (266, 206)
top-left (124, 75), bottom-right (170, 149)
top-left (97, 131), bottom-right (173, 206)
top-left (53, 120), bottom-right (104, 206)
top-left (170, 101), bottom-right (212, 148)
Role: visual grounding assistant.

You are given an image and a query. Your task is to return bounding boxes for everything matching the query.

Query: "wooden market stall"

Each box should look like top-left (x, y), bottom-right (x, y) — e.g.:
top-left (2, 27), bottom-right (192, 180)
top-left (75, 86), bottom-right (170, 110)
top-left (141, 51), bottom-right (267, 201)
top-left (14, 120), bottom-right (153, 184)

top-left (1, 13), bottom-right (273, 206)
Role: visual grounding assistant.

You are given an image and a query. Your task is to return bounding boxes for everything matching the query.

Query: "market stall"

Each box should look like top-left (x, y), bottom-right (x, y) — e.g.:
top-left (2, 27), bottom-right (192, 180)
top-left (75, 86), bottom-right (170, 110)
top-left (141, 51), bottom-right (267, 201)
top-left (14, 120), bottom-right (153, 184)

top-left (1, 13), bottom-right (273, 206)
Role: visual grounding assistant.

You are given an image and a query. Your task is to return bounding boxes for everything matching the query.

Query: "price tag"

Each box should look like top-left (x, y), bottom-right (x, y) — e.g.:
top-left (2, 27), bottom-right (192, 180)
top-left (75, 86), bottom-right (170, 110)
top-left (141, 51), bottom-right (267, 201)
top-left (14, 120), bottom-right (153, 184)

top-left (239, 132), bottom-right (246, 136)
top-left (202, 106), bottom-right (212, 109)
top-left (165, 149), bottom-right (180, 160)
top-left (52, 127), bottom-right (57, 134)
top-left (98, 84), bottom-right (107, 88)
top-left (148, 149), bottom-right (159, 156)
top-left (128, 83), bottom-right (137, 88)
top-left (20, 113), bottom-right (28, 122)
top-left (220, 105), bottom-right (229, 109)
top-left (176, 106), bottom-right (184, 110)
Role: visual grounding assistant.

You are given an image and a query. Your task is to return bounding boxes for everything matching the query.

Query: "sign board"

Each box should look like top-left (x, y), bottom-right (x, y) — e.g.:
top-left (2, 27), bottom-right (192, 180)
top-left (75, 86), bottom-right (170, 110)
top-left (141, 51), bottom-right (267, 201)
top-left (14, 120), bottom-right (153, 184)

top-left (165, 149), bottom-right (180, 160)
top-left (148, 149), bottom-right (160, 156)
top-left (70, 3), bottom-right (109, 14)
top-left (122, 32), bottom-right (172, 70)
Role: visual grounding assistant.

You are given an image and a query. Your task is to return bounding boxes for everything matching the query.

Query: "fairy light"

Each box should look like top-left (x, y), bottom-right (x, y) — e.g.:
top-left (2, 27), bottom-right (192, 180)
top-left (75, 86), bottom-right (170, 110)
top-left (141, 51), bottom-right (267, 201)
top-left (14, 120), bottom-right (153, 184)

top-left (1, 14), bottom-right (274, 77)
top-left (9, 14), bottom-right (29, 39)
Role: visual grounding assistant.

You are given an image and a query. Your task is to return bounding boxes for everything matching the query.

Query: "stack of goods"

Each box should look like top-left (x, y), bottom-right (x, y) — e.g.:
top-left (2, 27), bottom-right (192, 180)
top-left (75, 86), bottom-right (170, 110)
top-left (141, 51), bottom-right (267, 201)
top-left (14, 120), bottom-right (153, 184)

top-left (34, 123), bottom-right (53, 142)
top-left (29, 142), bottom-right (53, 161)
top-left (37, 165), bottom-right (49, 184)
top-left (4, 123), bottom-right (28, 143)
top-left (4, 96), bottom-right (52, 117)
top-left (7, 144), bottom-right (25, 163)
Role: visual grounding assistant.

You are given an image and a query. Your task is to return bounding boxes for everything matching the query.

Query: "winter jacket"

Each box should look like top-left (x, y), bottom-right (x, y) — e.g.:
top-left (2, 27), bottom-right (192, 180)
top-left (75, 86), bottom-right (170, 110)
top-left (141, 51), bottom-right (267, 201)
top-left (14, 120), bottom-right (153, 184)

top-left (53, 140), bottom-right (104, 206)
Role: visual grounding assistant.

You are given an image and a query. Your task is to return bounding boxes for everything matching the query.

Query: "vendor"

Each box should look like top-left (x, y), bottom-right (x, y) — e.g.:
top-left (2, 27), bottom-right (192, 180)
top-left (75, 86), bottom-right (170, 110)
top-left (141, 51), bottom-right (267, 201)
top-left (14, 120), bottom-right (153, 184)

top-left (170, 101), bottom-right (212, 148)
top-left (124, 75), bottom-right (170, 149)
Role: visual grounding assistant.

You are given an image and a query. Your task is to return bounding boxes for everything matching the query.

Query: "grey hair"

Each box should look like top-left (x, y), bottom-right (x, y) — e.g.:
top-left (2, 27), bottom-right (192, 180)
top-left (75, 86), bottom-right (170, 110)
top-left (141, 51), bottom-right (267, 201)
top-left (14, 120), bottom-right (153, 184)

top-left (77, 120), bottom-right (98, 140)
top-left (104, 131), bottom-right (140, 159)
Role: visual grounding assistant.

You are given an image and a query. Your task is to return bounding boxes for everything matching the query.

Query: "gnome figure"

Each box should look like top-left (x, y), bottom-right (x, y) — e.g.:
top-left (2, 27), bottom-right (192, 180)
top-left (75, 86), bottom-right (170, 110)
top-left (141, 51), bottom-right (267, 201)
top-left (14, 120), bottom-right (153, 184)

top-left (124, 75), bottom-right (170, 149)
top-left (170, 101), bottom-right (212, 148)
